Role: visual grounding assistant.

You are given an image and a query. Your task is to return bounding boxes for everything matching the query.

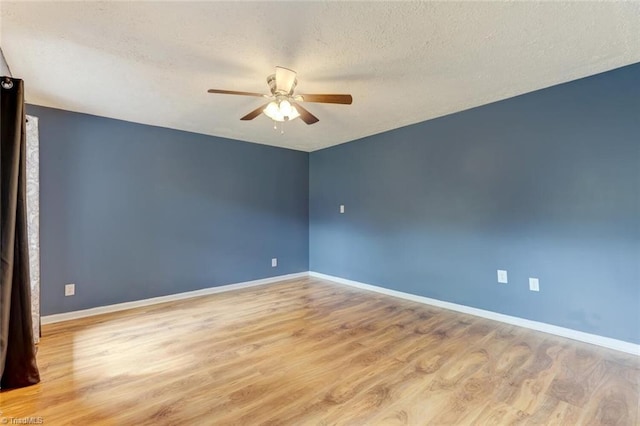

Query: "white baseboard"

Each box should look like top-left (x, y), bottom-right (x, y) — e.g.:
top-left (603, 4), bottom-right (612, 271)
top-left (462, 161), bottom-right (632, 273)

top-left (41, 272), bottom-right (309, 325)
top-left (309, 271), bottom-right (639, 356)
top-left (41, 270), bottom-right (638, 356)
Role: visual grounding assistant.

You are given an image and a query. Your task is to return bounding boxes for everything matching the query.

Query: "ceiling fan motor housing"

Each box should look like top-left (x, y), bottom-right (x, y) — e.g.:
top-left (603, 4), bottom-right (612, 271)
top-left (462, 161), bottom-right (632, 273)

top-left (267, 73), bottom-right (297, 96)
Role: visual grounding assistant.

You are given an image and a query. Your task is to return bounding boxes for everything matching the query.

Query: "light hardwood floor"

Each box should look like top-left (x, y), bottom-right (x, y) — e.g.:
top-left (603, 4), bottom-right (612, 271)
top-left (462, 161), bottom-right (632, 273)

top-left (1, 277), bottom-right (638, 425)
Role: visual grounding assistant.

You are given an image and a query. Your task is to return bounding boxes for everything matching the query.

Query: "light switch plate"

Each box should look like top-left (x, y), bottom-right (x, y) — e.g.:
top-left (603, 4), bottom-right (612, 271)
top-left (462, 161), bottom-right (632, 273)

top-left (340, 205), bottom-right (345, 214)
top-left (497, 270), bottom-right (508, 284)
top-left (529, 278), bottom-right (540, 292)
top-left (271, 258), bottom-right (277, 267)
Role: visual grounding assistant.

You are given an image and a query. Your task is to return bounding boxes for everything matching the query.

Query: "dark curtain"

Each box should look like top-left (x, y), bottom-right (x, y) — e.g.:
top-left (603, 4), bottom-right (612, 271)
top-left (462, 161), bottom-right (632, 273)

top-left (0, 77), bottom-right (40, 389)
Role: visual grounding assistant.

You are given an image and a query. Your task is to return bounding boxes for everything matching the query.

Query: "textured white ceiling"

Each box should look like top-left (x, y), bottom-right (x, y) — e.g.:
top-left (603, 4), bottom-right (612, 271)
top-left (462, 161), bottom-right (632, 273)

top-left (1, 2), bottom-right (639, 152)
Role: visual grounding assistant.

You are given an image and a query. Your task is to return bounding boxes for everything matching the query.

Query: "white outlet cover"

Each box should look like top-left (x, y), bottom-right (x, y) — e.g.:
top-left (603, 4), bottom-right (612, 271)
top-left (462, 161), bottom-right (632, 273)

top-left (529, 278), bottom-right (540, 292)
top-left (497, 269), bottom-right (508, 284)
top-left (340, 205), bottom-right (345, 213)
top-left (271, 258), bottom-right (277, 267)
top-left (65, 283), bottom-right (75, 296)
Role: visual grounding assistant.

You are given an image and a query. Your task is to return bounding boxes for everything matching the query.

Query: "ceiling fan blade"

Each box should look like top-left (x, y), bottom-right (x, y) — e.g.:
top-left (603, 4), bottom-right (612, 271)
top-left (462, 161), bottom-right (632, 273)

top-left (275, 66), bottom-right (297, 94)
top-left (293, 103), bottom-right (319, 125)
top-left (298, 94), bottom-right (353, 105)
top-left (208, 89), bottom-right (266, 97)
top-left (240, 103), bottom-right (269, 121)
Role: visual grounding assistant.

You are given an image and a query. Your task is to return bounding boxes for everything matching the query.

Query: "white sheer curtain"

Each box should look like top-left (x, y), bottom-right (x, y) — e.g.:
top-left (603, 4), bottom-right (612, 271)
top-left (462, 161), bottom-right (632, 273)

top-left (26, 115), bottom-right (40, 343)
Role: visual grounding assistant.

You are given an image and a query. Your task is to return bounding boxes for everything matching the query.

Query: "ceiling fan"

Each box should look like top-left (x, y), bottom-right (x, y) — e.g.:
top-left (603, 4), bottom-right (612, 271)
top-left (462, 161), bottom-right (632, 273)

top-left (207, 66), bottom-right (352, 126)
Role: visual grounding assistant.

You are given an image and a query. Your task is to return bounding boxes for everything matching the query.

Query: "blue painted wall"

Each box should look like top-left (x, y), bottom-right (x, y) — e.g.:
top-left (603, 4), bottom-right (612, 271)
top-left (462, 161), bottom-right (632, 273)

top-left (310, 64), bottom-right (640, 344)
top-left (27, 105), bottom-right (309, 315)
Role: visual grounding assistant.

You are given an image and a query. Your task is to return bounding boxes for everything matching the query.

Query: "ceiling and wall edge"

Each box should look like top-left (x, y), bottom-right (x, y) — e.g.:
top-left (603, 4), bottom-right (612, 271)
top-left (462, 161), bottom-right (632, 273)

top-left (0, 46), bottom-right (11, 76)
top-left (4, 1), bottom-right (639, 151)
top-left (20, 62), bottom-right (640, 154)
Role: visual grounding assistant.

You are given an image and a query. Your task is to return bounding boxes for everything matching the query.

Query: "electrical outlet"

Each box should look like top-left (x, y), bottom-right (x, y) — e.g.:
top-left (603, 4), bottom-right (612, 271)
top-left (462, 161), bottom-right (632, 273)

top-left (497, 269), bottom-right (508, 284)
top-left (529, 278), bottom-right (540, 292)
top-left (65, 283), bottom-right (75, 296)
top-left (271, 258), bottom-right (277, 267)
top-left (340, 204), bottom-right (345, 214)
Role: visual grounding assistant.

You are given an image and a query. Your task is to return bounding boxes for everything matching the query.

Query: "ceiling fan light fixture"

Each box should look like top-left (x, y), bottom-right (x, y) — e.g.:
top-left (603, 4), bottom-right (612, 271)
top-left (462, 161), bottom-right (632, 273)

top-left (279, 99), bottom-right (292, 116)
top-left (263, 99), bottom-right (299, 122)
top-left (288, 105), bottom-right (300, 120)
top-left (264, 101), bottom-right (282, 121)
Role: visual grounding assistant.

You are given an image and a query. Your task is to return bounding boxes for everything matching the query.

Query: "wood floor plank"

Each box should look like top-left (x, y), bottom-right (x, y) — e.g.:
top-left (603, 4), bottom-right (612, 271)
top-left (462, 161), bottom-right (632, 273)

top-left (1, 277), bottom-right (637, 425)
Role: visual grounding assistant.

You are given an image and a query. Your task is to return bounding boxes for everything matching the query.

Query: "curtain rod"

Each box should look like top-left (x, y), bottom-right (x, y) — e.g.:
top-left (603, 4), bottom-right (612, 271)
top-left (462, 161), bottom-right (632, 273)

top-left (1, 77), bottom-right (14, 89)
top-left (1, 77), bottom-right (13, 89)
